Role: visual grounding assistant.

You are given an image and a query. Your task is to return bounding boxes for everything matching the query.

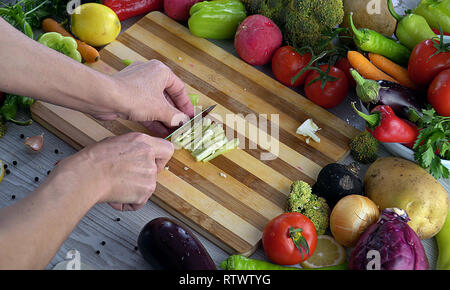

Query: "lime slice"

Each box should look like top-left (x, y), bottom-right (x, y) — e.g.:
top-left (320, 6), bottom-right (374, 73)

top-left (301, 235), bottom-right (346, 268)
top-left (0, 160), bottom-right (5, 184)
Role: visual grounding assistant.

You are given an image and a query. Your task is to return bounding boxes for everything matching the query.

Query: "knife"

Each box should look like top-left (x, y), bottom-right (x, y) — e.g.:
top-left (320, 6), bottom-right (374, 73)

top-left (165, 105), bottom-right (216, 140)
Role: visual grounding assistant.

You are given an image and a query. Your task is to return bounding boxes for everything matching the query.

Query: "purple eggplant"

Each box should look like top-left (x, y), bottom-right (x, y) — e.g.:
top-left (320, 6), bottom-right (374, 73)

top-left (349, 208), bottom-right (429, 270)
top-left (137, 217), bottom-right (216, 270)
top-left (351, 69), bottom-right (426, 120)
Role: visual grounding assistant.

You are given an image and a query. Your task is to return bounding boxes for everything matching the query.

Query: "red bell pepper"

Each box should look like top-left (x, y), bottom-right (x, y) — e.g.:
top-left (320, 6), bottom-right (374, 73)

top-left (352, 103), bottom-right (419, 143)
top-left (431, 28), bottom-right (450, 36)
top-left (102, 0), bottom-right (164, 21)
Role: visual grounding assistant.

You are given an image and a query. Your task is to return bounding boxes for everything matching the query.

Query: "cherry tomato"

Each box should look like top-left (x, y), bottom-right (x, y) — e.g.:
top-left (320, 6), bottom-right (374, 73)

top-left (336, 57), bottom-right (356, 88)
top-left (305, 65), bottom-right (349, 109)
top-left (271, 46), bottom-right (312, 87)
top-left (262, 212), bottom-right (317, 265)
top-left (428, 69), bottom-right (450, 117)
top-left (408, 39), bottom-right (450, 86)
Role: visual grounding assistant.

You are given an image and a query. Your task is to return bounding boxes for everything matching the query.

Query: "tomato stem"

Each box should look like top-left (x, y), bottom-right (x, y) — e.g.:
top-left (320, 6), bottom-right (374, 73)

top-left (288, 226), bottom-right (310, 260)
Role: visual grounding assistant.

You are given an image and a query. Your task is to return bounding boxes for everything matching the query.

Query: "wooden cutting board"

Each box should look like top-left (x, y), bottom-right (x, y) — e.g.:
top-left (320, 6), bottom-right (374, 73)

top-left (31, 12), bottom-right (359, 256)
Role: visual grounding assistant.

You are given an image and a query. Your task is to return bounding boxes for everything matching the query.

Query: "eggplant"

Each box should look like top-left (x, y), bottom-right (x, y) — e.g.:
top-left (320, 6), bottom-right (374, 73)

top-left (351, 69), bottom-right (425, 120)
top-left (312, 163), bottom-right (364, 209)
top-left (137, 217), bottom-right (216, 270)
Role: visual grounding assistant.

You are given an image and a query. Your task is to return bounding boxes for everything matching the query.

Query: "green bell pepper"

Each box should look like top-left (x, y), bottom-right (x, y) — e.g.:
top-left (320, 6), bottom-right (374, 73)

top-left (188, 0), bottom-right (247, 40)
top-left (38, 32), bottom-right (82, 62)
top-left (388, 0), bottom-right (436, 49)
top-left (414, 0), bottom-right (450, 34)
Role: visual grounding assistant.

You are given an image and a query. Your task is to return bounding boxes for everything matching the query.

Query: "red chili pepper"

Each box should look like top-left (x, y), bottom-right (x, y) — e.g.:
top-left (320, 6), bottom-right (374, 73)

top-left (352, 103), bottom-right (418, 143)
top-left (102, 0), bottom-right (164, 21)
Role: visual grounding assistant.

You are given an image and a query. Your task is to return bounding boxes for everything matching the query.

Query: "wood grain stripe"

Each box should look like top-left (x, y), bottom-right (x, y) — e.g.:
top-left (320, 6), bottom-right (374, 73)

top-left (97, 49), bottom-right (323, 180)
top-left (87, 59), bottom-right (317, 184)
top-left (152, 184), bottom-right (252, 254)
top-left (144, 12), bottom-right (359, 140)
top-left (158, 170), bottom-right (262, 245)
top-left (137, 16), bottom-right (352, 150)
top-left (117, 29), bottom-right (342, 164)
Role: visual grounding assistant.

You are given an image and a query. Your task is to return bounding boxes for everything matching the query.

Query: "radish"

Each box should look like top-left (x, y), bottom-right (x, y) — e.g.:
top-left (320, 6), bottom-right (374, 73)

top-left (164, 0), bottom-right (203, 22)
top-left (234, 15), bottom-right (282, 66)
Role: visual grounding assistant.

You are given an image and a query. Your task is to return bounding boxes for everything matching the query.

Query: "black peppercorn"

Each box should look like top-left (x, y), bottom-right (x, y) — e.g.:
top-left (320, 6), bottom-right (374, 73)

top-left (5, 169), bottom-right (10, 175)
top-left (54, 149), bottom-right (59, 154)
top-left (101, 241), bottom-right (106, 246)
top-left (134, 246), bottom-right (139, 251)
top-left (20, 134), bottom-right (24, 139)
top-left (34, 177), bottom-right (39, 182)
top-left (3, 164), bottom-right (7, 169)
top-left (12, 161), bottom-right (17, 166)
top-left (11, 195), bottom-right (16, 200)
top-left (95, 250), bottom-right (100, 255)
top-left (47, 170), bottom-right (51, 175)
top-left (115, 218), bottom-right (121, 222)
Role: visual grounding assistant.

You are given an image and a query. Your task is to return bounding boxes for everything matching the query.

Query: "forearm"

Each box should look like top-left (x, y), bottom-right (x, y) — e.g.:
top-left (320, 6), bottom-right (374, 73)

top-left (0, 17), bottom-right (124, 117)
top-left (0, 162), bottom-right (99, 269)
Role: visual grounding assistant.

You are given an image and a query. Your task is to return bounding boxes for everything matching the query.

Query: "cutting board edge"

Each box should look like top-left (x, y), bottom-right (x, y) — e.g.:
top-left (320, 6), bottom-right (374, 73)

top-left (31, 101), bottom-right (261, 257)
top-left (150, 195), bottom-right (260, 257)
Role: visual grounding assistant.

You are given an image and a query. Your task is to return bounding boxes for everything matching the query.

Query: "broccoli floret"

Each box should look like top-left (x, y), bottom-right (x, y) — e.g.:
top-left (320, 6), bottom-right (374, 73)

top-left (287, 180), bottom-right (330, 235)
top-left (349, 130), bottom-right (379, 164)
top-left (241, 0), bottom-right (344, 54)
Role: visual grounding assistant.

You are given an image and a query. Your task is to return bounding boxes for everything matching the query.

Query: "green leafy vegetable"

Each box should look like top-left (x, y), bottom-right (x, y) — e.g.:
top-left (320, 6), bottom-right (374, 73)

top-left (412, 108), bottom-right (450, 179)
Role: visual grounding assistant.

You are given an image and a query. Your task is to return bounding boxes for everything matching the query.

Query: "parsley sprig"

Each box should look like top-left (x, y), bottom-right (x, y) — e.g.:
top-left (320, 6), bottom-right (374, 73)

top-left (411, 109), bottom-right (450, 179)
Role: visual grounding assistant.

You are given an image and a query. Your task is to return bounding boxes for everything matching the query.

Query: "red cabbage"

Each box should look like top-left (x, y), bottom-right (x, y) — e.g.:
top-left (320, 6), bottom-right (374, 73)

top-left (349, 208), bottom-right (429, 270)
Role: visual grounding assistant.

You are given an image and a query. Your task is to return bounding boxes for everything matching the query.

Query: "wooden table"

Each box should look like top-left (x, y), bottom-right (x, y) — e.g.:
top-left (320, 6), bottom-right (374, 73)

top-left (0, 0), bottom-right (448, 270)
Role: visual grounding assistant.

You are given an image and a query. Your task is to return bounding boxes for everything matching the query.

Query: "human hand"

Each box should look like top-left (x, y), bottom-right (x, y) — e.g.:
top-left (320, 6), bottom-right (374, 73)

top-left (93, 60), bottom-right (195, 137)
top-left (54, 132), bottom-right (173, 211)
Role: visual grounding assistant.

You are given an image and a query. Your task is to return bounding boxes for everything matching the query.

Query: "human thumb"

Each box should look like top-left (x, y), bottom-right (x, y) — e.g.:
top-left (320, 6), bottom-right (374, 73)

top-left (158, 101), bottom-right (190, 128)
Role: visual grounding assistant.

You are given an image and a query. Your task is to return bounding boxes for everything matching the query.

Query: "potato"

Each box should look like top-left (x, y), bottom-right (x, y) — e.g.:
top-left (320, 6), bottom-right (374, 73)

top-left (341, 0), bottom-right (397, 36)
top-left (365, 157), bottom-right (449, 239)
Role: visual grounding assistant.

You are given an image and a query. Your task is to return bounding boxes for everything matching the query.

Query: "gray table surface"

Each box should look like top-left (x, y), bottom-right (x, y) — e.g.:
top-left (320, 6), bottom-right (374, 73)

top-left (0, 0), bottom-right (448, 270)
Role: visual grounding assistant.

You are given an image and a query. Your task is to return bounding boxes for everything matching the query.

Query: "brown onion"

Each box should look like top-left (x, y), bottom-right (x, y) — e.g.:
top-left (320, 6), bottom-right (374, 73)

top-left (24, 134), bottom-right (44, 152)
top-left (330, 195), bottom-right (380, 248)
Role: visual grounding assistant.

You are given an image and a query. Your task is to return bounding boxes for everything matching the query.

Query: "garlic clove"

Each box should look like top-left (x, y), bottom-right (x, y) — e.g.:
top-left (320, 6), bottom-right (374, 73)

top-left (24, 134), bottom-right (44, 152)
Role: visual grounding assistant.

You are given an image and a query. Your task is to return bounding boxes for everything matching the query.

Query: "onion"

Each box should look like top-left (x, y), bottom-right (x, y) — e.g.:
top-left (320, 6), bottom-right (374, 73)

top-left (330, 195), bottom-right (380, 248)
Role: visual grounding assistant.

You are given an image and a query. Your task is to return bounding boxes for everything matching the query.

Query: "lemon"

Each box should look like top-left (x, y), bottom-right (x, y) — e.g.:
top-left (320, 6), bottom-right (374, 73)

top-left (71, 3), bottom-right (121, 47)
top-left (301, 235), bottom-right (346, 268)
top-left (0, 160), bottom-right (5, 184)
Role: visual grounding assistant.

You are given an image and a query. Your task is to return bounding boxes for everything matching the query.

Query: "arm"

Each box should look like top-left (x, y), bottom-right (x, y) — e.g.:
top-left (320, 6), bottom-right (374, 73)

top-left (0, 132), bottom-right (173, 269)
top-left (0, 17), bottom-right (194, 132)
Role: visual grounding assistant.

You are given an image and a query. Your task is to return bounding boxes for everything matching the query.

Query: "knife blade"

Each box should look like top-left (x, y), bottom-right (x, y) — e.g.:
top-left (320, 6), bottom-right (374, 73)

top-left (165, 105), bottom-right (216, 140)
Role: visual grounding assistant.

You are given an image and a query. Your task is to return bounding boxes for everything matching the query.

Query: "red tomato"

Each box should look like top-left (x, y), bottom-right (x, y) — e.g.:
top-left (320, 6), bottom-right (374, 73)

top-left (262, 212), bottom-right (317, 265)
top-left (305, 65), bottom-right (349, 109)
top-left (336, 57), bottom-right (356, 88)
top-left (428, 69), bottom-right (450, 117)
top-left (408, 39), bottom-right (450, 86)
top-left (271, 46), bottom-right (312, 87)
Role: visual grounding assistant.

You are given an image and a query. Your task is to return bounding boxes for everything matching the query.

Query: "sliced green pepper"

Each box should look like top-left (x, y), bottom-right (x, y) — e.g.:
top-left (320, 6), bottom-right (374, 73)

top-left (414, 0), bottom-right (450, 34)
top-left (38, 32), bottom-right (82, 62)
top-left (388, 0), bottom-right (436, 50)
top-left (188, 0), bottom-right (247, 40)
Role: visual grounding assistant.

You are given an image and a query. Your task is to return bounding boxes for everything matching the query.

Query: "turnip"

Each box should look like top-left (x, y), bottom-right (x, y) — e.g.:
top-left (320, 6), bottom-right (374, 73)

top-left (234, 15), bottom-right (282, 66)
top-left (164, 0), bottom-right (203, 22)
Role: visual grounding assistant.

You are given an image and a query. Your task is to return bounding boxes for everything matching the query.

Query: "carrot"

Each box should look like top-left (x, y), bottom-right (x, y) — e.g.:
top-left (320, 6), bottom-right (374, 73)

top-left (368, 53), bottom-right (418, 89)
top-left (347, 51), bottom-right (398, 83)
top-left (42, 18), bottom-right (100, 63)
